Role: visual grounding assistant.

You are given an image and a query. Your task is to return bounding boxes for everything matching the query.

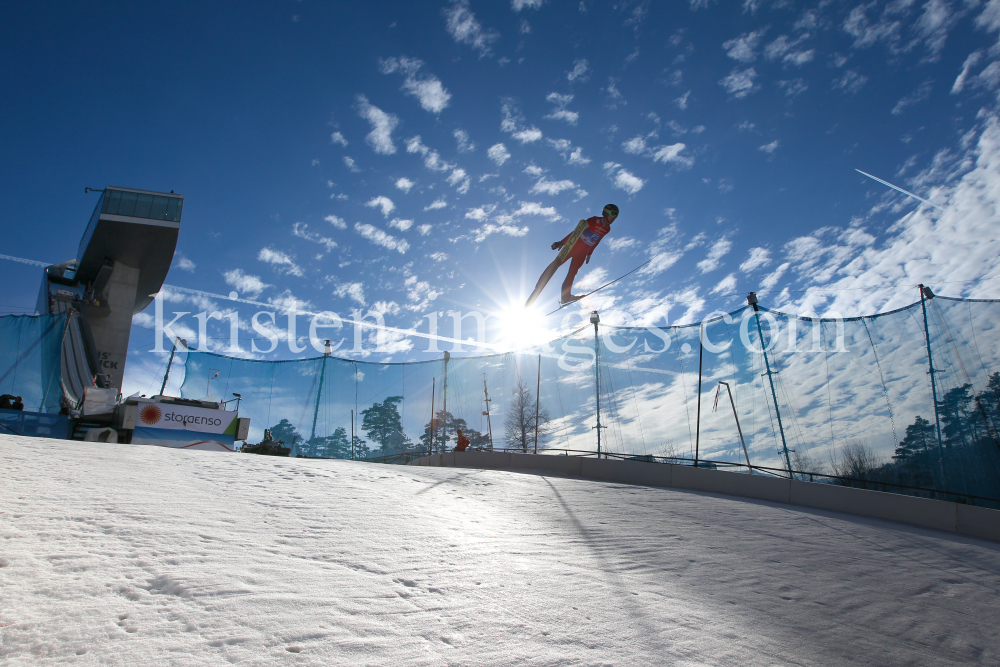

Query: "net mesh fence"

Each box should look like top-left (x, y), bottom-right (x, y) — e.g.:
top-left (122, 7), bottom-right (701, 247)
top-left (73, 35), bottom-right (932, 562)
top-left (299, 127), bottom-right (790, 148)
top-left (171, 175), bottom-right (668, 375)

top-left (170, 296), bottom-right (1000, 505)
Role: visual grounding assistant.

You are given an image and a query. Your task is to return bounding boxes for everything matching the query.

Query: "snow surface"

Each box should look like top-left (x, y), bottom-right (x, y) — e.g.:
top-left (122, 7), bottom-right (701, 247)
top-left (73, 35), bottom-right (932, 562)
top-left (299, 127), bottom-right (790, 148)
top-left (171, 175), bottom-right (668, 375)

top-left (2, 437), bottom-right (1000, 666)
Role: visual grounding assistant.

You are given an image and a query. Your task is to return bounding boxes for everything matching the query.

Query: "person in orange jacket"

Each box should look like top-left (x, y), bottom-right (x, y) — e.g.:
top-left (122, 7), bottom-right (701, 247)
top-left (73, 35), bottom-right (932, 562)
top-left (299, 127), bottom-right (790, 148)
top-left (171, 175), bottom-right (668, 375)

top-left (454, 429), bottom-right (470, 452)
top-left (525, 204), bottom-right (618, 307)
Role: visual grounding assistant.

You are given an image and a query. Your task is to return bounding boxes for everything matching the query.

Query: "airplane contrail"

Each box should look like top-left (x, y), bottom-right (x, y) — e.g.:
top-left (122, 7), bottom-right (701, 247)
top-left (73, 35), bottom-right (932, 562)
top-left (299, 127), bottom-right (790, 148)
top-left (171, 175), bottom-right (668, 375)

top-left (855, 169), bottom-right (943, 211)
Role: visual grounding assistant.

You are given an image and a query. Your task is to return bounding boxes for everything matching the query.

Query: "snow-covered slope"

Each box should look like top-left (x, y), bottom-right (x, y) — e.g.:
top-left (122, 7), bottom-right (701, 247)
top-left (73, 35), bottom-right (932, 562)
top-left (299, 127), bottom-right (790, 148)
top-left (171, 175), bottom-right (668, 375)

top-left (2, 437), bottom-right (999, 666)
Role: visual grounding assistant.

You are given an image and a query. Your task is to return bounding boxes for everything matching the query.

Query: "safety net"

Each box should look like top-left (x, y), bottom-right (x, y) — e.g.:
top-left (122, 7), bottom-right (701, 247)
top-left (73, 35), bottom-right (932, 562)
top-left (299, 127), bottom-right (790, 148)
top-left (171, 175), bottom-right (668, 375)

top-left (177, 295), bottom-right (1000, 507)
top-left (0, 313), bottom-right (66, 414)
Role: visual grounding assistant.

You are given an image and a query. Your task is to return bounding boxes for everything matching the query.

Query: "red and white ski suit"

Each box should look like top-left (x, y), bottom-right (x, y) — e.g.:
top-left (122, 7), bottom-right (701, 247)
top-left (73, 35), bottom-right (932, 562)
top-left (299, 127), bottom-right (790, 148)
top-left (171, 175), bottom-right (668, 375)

top-left (557, 216), bottom-right (612, 299)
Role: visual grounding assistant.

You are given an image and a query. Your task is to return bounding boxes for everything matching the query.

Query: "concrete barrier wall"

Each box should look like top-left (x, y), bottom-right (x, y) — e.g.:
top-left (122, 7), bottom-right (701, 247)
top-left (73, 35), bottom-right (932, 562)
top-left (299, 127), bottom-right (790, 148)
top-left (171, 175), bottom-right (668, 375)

top-left (407, 453), bottom-right (1000, 542)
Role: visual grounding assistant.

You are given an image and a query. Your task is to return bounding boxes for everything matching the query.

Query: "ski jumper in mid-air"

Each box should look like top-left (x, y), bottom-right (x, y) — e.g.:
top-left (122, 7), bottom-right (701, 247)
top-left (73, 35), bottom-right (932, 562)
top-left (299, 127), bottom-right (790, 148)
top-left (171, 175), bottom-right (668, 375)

top-left (525, 204), bottom-right (618, 307)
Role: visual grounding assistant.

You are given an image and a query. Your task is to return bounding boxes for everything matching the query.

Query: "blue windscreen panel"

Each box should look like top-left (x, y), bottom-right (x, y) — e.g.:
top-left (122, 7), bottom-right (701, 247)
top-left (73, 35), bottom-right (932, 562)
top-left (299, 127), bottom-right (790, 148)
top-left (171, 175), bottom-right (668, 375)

top-left (0, 313), bottom-right (66, 414)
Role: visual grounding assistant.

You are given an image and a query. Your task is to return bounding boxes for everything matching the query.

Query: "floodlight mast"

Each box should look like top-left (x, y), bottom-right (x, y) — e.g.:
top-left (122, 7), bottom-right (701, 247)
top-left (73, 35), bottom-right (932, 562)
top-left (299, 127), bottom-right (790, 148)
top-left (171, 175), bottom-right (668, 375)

top-left (310, 340), bottom-right (332, 441)
top-left (159, 337), bottom-right (187, 396)
top-left (482, 374), bottom-right (493, 450)
top-left (748, 292), bottom-right (792, 476)
top-left (590, 311), bottom-right (604, 458)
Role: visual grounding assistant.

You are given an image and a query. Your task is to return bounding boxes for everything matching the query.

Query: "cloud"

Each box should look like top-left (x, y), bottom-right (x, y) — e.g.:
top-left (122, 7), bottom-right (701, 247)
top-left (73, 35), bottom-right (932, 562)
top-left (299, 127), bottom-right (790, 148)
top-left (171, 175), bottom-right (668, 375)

top-left (389, 218), bottom-right (413, 231)
top-left (892, 81), bottom-right (933, 115)
top-left (639, 225), bottom-right (684, 276)
top-left (405, 135), bottom-right (456, 173)
top-left (512, 0), bottom-right (544, 10)
top-left (365, 195), bottom-right (396, 217)
top-left (545, 109), bottom-right (579, 124)
top-left (842, 3), bottom-right (901, 49)
top-left (546, 92), bottom-right (573, 107)
top-left (758, 140), bottom-right (780, 154)
top-left (223, 269), bottom-right (269, 297)
top-left (764, 34), bottom-right (814, 66)
top-left (530, 177), bottom-right (577, 195)
top-left (711, 273), bottom-right (737, 295)
top-left (446, 168), bottom-right (470, 194)
top-left (651, 144), bottom-right (693, 167)
top-left (175, 254), bottom-right (195, 272)
top-left (343, 156), bottom-right (360, 172)
top-left (406, 135), bottom-right (429, 154)
top-left (723, 29), bottom-right (766, 62)
top-left (512, 127), bottom-right (543, 143)
top-left (568, 147), bottom-right (590, 165)
top-left (292, 222), bottom-right (338, 254)
top-left (268, 290), bottom-right (314, 315)
top-left (443, 0), bottom-right (499, 56)
top-left (418, 224), bottom-right (433, 235)
top-left (333, 282), bottom-right (366, 306)
top-left (470, 223), bottom-right (530, 243)
top-left (514, 201), bottom-right (562, 220)
top-left (719, 67), bottom-right (759, 98)
top-left (454, 129), bottom-right (474, 152)
top-left (354, 223), bottom-right (410, 254)
top-left (429, 251), bottom-right (449, 262)
top-left (424, 198), bottom-right (448, 211)
top-left (356, 95), bottom-right (399, 155)
top-left (575, 267), bottom-right (608, 292)
top-left (487, 143), bottom-right (511, 165)
top-left (258, 248), bottom-right (304, 277)
top-left (567, 58), bottom-right (590, 82)
top-left (833, 69), bottom-right (868, 94)
top-left (778, 79), bottom-right (808, 97)
top-left (546, 138), bottom-right (589, 165)
top-left (330, 132), bottom-right (348, 146)
top-left (603, 162), bottom-right (645, 195)
top-left (607, 236), bottom-right (639, 252)
top-left (500, 98), bottom-right (542, 142)
top-left (325, 214), bottom-right (347, 230)
top-left (402, 79), bottom-right (449, 113)
top-left (621, 137), bottom-right (694, 168)
top-left (465, 204), bottom-right (495, 221)
top-left (952, 51), bottom-right (984, 94)
top-left (604, 77), bottom-right (626, 108)
top-left (545, 92), bottom-right (579, 124)
top-left (696, 237), bottom-right (732, 273)
top-left (395, 177), bottom-right (414, 193)
top-left (379, 56), bottom-right (452, 114)
top-left (761, 262), bottom-right (790, 289)
top-left (739, 247), bottom-right (771, 272)
top-left (675, 91), bottom-right (691, 109)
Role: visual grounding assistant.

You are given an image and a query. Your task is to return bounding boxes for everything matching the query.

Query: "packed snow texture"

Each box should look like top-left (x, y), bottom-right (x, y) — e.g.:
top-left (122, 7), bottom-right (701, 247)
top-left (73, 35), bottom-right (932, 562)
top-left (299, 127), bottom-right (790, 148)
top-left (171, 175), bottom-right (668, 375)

top-left (2, 437), bottom-right (1000, 666)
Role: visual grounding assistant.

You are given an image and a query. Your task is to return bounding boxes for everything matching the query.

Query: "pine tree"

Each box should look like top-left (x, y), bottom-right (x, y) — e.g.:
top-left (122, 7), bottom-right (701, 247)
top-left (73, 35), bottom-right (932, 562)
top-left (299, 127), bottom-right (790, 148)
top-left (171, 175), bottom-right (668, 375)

top-left (419, 409), bottom-right (491, 451)
top-left (269, 419), bottom-right (299, 447)
top-left (361, 396), bottom-right (410, 454)
top-left (306, 427), bottom-right (352, 458)
top-left (893, 416), bottom-right (935, 462)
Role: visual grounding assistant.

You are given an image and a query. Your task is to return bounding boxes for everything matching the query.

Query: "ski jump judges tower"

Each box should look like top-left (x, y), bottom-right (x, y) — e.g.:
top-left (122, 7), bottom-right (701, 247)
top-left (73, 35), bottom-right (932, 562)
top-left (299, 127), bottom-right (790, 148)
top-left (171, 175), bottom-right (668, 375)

top-left (34, 186), bottom-right (250, 448)
top-left (37, 186), bottom-right (183, 408)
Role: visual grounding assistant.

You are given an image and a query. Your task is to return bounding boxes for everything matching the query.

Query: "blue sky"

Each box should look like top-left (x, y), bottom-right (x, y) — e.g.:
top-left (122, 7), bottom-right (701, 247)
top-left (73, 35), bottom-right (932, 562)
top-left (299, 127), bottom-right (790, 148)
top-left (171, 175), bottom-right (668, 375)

top-left (3, 0), bottom-right (1000, 391)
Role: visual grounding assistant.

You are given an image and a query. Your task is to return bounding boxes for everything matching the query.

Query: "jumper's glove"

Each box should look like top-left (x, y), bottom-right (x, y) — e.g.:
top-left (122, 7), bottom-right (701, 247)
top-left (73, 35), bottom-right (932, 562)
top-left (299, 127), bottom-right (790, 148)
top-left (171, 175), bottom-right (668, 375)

top-left (551, 241), bottom-right (563, 250)
top-left (585, 254), bottom-right (591, 264)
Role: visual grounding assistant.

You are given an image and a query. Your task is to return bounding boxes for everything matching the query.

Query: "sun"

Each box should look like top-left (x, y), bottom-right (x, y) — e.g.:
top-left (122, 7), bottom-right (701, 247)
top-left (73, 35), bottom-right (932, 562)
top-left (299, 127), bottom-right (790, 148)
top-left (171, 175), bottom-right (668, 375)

top-left (496, 303), bottom-right (552, 351)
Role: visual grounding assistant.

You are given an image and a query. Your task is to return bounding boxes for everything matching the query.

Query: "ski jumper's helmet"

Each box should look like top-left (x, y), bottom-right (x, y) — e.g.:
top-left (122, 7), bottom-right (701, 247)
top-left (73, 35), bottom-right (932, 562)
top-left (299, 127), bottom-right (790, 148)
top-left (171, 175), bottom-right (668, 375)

top-left (603, 204), bottom-right (619, 218)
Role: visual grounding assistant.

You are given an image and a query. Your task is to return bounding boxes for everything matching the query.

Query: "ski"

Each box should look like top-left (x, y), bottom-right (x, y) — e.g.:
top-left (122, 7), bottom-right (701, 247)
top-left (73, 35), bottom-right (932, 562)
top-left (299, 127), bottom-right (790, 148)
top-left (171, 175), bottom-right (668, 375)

top-left (544, 258), bottom-right (653, 315)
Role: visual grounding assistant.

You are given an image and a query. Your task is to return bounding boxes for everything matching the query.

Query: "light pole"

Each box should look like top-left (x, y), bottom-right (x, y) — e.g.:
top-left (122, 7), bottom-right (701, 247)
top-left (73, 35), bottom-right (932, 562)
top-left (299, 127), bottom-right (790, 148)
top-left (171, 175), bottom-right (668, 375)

top-left (590, 311), bottom-right (604, 458)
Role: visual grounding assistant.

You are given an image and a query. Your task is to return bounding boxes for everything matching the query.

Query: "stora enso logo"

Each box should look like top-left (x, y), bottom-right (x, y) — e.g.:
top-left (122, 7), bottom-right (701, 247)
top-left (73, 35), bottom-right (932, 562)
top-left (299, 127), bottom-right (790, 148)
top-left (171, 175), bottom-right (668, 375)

top-left (139, 404), bottom-right (162, 425)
